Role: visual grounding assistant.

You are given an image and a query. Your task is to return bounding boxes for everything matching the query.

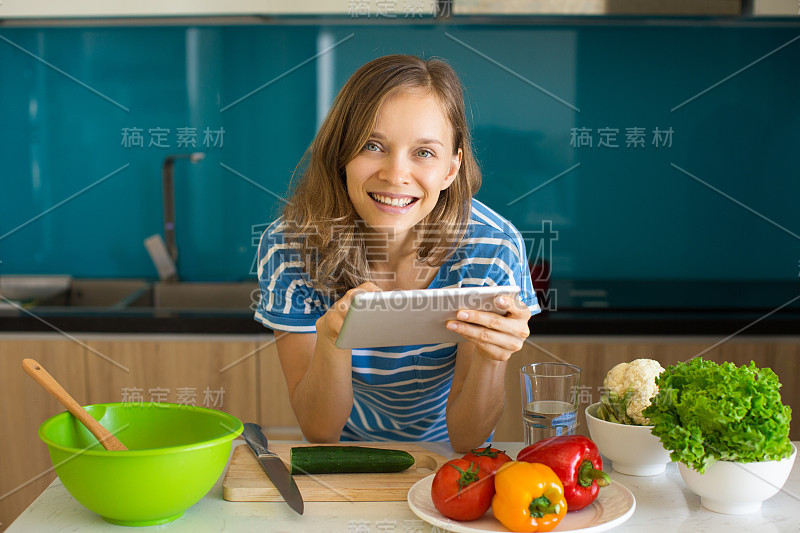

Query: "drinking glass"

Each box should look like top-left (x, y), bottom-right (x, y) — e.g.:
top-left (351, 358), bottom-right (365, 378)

top-left (520, 362), bottom-right (581, 445)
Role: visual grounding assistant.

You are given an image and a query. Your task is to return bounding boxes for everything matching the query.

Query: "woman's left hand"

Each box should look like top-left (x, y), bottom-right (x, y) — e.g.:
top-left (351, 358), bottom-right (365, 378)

top-left (446, 296), bottom-right (530, 362)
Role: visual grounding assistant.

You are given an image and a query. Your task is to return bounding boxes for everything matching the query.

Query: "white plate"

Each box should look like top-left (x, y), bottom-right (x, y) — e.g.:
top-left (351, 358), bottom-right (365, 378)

top-left (407, 474), bottom-right (635, 533)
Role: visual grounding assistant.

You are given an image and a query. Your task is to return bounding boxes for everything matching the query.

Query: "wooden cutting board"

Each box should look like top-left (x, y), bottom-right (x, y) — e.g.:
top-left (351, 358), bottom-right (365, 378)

top-left (223, 442), bottom-right (448, 502)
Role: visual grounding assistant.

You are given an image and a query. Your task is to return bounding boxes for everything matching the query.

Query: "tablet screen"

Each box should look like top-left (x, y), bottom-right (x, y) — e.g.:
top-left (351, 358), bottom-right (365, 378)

top-left (335, 285), bottom-right (521, 349)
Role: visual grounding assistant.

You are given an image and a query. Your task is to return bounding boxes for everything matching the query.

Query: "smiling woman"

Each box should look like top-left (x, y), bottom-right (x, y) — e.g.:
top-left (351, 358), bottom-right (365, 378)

top-left (254, 55), bottom-right (539, 452)
top-left (345, 89), bottom-right (462, 251)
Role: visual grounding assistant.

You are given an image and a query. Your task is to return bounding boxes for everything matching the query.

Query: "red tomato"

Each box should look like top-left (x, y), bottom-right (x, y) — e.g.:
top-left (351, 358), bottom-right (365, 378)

top-left (431, 459), bottom-right (494, 521)
top-left (462, 445), bottom-right (512, 475)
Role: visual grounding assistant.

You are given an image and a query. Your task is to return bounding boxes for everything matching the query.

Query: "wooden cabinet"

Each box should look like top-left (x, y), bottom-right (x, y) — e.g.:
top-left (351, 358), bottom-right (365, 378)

top-left (84, 337), bottom-right (259, 423)
top-left (0, 337), bottom-right (87, 532)
top-left (454, 0), bottom-right (741, 15)
top-left (0, 0), bottom-right (436, 18)
top-left (493, 337), bottom-right (800, 442)
top-left (257, 338), bottom-right (302, 440)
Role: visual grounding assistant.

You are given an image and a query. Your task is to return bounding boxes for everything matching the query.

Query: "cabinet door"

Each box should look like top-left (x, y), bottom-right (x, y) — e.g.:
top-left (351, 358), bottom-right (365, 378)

top-left (257, 336), bottom-right (301, 440)
top-left (84, 339), bottom-right (259, 424)
top-left (0, 338), bottom-right (87, 531)
top-left (0, 0), bottom-right (437, 17)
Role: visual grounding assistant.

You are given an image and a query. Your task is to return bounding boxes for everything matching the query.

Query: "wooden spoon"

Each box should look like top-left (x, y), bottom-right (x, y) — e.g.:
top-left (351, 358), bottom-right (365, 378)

top-left (22, 358), bottom-right (128, 451)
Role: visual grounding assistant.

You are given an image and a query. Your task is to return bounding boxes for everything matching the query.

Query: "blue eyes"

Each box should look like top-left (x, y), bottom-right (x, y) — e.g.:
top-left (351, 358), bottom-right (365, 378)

top-left (361, 141), bottom-right (435, 158)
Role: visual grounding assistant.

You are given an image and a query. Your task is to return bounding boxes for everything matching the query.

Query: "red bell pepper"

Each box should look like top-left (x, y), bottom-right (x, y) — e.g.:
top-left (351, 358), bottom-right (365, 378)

top-left (517, 435), bottom-right (610, 511)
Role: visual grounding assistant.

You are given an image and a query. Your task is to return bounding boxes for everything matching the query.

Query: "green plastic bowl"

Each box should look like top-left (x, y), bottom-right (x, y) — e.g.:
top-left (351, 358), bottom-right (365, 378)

top-left (38, 402), bottom-right (243, 527)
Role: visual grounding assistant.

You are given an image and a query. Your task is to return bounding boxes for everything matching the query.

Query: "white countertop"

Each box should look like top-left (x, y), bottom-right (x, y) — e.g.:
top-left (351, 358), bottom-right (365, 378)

top-left (6, 441), bottom-right (800, 532)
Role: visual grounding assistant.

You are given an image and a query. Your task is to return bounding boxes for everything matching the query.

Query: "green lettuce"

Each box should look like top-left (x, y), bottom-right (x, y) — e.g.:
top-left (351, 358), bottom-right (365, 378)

top-left (642, 358), bottom-right (792, 473)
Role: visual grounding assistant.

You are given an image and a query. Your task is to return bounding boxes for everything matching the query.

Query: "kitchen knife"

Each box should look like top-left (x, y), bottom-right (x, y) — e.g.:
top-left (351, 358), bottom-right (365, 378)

top-left (242, 423), bottom-right (304, 515)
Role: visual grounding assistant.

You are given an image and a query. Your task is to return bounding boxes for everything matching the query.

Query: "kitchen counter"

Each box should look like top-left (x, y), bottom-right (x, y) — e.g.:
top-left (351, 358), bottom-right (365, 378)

top-left (3, 309), bottom-right (799, 336)
top-left (0, 280), bottom-right (800, 335)
top-left (2, 279), bottom-right (799, 336)
top-left (6, 441), bottom-right (800, 532)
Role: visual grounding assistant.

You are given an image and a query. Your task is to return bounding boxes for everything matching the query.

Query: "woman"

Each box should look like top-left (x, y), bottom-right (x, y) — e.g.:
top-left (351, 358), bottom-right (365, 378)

top-left (255, 55), bottom-right (540, 452)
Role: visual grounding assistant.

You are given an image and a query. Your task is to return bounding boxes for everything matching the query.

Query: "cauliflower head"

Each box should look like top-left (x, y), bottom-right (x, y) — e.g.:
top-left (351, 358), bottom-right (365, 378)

top-left (603, 358), bottom-right (665, 425)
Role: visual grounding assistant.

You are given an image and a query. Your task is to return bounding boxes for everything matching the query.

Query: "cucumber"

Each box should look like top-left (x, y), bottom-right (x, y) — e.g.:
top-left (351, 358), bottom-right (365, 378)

top-left (290, 446), bottom-right (415, 475)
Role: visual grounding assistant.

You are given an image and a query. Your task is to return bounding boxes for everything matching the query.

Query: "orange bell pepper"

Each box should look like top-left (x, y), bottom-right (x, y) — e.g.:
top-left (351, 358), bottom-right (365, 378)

top-left (491, 461), bottom-right (568, 532)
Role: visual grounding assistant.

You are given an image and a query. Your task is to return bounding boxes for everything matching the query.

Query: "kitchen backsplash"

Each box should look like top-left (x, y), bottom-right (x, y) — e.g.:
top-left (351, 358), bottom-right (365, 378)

top-left (1, 22), bottom-right (798, 281)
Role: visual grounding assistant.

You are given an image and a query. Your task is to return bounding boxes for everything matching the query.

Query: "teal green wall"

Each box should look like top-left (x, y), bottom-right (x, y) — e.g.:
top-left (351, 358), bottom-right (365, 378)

top-left (1, 22), bottom-right (798, 281)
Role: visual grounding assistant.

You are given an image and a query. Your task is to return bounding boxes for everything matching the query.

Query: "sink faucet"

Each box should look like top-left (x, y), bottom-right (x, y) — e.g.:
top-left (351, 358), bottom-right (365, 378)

top-left (162, 153), bottom-right (205, 265)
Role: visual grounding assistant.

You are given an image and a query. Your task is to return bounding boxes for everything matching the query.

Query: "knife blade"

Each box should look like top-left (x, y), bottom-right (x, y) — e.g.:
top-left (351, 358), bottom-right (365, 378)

top-left (242, 423), bottom-right (304, 515)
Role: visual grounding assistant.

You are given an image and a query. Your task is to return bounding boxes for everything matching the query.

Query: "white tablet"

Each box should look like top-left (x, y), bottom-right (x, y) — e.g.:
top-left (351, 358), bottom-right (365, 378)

top-left (335, 285), bottom-right (521, 349)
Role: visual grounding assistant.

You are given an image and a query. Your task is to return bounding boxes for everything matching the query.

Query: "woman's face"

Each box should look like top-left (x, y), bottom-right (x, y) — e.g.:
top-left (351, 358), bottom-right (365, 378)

top-left (345, 89), bottom-right (462, 243)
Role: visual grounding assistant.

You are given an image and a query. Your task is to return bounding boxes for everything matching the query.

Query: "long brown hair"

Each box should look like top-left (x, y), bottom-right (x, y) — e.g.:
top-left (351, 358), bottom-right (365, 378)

top-left (282, 54), bottom-right (481, 298)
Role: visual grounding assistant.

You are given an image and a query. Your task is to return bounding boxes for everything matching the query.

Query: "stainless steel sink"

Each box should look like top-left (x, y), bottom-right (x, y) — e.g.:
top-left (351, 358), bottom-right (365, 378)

top-left (42, 279), bottom-right (152, 308)
top-left (0, 275), bottom-right (72, 303)
top-left (9, 278), bottom-right (259, 314)
top-left (151, 282), bottom-right (259, 311)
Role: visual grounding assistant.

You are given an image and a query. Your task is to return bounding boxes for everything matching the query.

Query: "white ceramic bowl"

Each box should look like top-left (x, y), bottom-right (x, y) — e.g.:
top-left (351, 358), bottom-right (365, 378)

top-left (585, 402), bottom-right (672, 476)
top-left (678, 443), bottom-right (797, 515)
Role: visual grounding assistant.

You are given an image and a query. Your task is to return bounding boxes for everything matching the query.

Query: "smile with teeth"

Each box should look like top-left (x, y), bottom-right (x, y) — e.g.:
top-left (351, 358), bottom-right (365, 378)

top-left (369, 193), bottom-right (418, 207)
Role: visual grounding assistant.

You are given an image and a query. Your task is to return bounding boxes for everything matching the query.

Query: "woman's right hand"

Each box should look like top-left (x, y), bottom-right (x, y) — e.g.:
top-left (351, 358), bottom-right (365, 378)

top-left (316, 282), bottom-right (382, 346)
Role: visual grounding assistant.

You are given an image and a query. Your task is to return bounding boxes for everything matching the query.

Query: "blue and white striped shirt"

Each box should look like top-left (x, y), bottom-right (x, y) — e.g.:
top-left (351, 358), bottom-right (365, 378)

top-left (255, 198), bottom-right (540, 442)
